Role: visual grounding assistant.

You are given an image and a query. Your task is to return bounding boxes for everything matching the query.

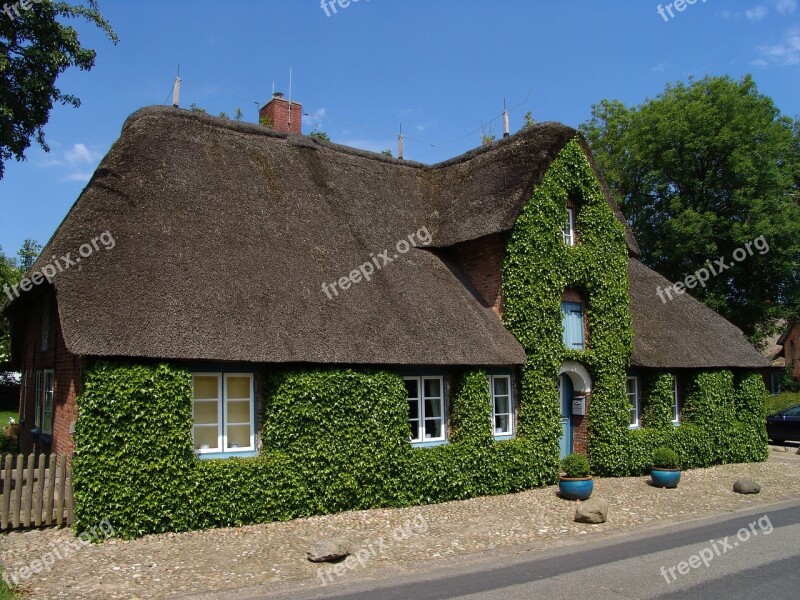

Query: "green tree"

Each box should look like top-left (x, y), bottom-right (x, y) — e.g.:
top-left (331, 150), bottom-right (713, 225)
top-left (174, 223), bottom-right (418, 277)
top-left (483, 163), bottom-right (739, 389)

top-left (581, 75), bottom-right (800, 340)
top-left (520, 111), bottom-right (536, 130)
top-left (16, 238), bottom-right (41, 274)
top-left (0, 245), bottom-right (20, 367)
top-left (0, 1), bottom-right (117, 180)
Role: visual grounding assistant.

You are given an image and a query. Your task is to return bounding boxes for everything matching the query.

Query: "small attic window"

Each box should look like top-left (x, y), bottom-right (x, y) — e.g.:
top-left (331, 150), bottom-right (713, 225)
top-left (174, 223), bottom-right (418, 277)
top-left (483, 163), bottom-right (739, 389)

top-left (562, 208), bottom-right (576, 246)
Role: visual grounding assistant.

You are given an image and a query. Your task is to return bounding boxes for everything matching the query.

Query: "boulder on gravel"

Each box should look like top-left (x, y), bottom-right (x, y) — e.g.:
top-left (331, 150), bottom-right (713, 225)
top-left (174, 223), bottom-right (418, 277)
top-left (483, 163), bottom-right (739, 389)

top-left (574, 497), bottom-right (609, 524)
top-left (733, 479), bottom-right (761, 494)
top-left (307, 538), bottom-right (351, 563)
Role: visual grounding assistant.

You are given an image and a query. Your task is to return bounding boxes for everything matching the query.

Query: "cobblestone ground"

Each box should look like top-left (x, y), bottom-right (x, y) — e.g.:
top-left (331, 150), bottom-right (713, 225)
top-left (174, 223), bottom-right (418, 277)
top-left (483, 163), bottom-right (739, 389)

top-left (2, 449), bottom-right (799, 599)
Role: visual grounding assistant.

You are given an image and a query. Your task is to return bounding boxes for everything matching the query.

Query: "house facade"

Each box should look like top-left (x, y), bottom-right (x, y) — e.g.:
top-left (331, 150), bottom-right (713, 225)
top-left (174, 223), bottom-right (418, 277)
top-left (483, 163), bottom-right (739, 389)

top-left (2, 100), bottom-right (771, 535)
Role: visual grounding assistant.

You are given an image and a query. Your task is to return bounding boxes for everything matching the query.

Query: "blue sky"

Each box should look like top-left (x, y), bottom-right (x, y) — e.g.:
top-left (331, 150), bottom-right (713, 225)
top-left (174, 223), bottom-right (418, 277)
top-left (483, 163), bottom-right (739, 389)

top-left (1, 0), bottom-right (798, 256)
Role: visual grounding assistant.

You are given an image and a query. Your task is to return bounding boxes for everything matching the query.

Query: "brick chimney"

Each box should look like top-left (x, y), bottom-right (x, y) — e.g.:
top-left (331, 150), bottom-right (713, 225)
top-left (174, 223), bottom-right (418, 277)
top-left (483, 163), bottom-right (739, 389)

top-left (259, 92), bottom-right (302, 134)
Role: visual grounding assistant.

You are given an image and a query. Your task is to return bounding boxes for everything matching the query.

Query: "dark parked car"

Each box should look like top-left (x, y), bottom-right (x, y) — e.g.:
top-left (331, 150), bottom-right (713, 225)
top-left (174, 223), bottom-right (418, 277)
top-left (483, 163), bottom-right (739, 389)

top-left (766, 404), bottom-right (800, 444)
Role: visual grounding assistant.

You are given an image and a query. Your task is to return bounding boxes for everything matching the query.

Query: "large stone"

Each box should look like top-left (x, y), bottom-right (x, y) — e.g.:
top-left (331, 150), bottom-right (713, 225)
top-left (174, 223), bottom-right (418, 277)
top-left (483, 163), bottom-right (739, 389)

top-left (307, 538), bottom-right (351, 563)
top-left (574, 497), bottom-right (609, 524)
top-left (733, 479), bottom-right (761, 494)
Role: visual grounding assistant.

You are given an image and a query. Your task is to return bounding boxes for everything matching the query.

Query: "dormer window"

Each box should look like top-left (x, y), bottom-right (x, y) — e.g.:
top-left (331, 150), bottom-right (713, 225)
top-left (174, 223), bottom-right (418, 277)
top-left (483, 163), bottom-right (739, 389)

top-left (563, 208), bottom-right (576, 246)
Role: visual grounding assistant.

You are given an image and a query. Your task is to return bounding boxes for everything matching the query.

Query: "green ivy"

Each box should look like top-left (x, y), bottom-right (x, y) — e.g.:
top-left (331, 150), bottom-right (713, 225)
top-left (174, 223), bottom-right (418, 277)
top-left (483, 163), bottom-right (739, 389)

top-left (641, 373), bottom-right (675, 430)
top-left (75, 364), bottom-right (557, 538)
top-left (72, 362), bottom-right (198, 539)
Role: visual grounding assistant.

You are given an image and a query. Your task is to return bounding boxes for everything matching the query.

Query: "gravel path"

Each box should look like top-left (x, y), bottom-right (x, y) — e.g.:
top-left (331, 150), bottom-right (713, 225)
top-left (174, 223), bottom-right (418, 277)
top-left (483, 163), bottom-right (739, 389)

top-left (2, 448), bottom-right (799, 599)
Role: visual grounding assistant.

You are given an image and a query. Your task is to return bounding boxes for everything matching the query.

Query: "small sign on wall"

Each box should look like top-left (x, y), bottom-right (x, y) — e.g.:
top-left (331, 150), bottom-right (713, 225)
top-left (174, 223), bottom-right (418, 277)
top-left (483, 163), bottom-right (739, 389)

top-left (572, 396), bottom-right (586, 416)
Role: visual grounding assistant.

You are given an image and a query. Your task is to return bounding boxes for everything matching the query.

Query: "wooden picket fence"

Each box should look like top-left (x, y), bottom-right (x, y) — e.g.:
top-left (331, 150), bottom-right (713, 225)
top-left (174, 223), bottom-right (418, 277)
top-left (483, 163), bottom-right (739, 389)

top-left (0, 453), bottom-right (73, 530)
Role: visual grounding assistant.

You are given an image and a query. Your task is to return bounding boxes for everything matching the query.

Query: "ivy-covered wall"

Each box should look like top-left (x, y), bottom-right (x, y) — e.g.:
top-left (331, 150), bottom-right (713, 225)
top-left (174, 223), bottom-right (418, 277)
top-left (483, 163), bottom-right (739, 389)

top-left (502, 137), bottom-right (633, 474)
top-left (73, 364), bottom-right (557, 538)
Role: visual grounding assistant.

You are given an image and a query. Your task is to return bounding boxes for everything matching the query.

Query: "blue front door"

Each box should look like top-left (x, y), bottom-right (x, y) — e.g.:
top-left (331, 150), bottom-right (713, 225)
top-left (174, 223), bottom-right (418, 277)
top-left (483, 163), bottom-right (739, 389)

top-left (559, 374), bottom-right (573, 459)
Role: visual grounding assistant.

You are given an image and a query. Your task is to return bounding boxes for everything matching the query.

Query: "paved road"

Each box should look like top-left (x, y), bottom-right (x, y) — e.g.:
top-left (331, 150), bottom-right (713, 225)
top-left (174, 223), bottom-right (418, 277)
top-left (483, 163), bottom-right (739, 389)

top-left (216, 500), bottom-right (800, 600)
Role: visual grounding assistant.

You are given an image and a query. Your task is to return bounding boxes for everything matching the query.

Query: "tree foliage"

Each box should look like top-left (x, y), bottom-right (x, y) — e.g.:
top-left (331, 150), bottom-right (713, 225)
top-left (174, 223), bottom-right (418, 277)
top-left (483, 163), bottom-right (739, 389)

top-left (0, 0), bottom-right (117, 179)
top-left (581, 75), bottom-right (800, 340)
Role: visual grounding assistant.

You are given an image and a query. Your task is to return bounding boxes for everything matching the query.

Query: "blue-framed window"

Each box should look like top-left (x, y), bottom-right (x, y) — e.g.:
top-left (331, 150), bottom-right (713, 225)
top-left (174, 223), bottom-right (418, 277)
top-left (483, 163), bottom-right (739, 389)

top-left (192, 373), bottom-right (255, 457)
top-left (405, 376), bottom-right (446, 444)
top-left (561, 302), bottom-right (585, 350)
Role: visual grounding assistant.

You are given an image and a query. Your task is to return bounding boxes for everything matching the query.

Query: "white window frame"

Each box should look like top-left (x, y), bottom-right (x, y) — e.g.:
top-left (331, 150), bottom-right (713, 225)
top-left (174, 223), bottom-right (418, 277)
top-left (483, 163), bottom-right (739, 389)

top-left (627, 375), bottom-right (639, 428)
top-left (672, 377), bottom-right (680, 424)
top-left (191, 373), bottom-right (255, 455)
top-left (404, 376), bottom-right (446, 444)
top-left (563, 208), bottom-right (576, 246)
top-left (490, 375), bottom-right (513, 436)
top-left (34, 371), bottom-right (42, 429)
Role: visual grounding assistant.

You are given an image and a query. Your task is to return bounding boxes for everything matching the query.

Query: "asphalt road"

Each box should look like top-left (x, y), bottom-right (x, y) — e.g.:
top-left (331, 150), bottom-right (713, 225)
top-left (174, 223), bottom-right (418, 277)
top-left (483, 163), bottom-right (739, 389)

top-left (213, 499), bottom-right (800, 600)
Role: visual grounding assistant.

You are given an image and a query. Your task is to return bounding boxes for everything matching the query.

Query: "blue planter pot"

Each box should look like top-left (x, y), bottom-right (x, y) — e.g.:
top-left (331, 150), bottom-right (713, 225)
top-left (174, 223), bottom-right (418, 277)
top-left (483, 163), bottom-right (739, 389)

top-left (558, 477), bottom-right (594, 500)
top-left (651, 468), bottom-right (681, 488)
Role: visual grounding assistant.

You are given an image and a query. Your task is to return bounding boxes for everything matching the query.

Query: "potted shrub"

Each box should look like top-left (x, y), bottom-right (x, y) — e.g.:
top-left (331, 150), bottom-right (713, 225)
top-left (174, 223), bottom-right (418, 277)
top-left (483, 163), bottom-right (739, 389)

top-left (558, 452), bottom-right (593, 500)
top-left (650, 447), bottom-right (681, 488)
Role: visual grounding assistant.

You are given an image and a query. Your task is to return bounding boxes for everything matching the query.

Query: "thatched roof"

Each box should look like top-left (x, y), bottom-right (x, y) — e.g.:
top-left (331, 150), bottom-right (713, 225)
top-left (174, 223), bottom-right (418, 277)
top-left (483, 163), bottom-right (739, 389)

top-left (628, 259), bottom-right (769, 369)
top-left (3, 107), bottom-right (762, 370)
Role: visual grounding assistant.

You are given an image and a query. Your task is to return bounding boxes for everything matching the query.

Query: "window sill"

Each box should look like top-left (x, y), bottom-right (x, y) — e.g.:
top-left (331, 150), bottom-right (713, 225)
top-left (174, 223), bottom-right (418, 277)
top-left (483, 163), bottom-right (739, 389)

top-left (411, 440), bottom-right (448, 448)
top-left (628, 425), bottom-right (640, 430)
top-left (196, 450), bottom-right (258, 460)
top-left (493, 433), bottom-right (515, 441)
top-left (671, 421), bottom-right (681, 427)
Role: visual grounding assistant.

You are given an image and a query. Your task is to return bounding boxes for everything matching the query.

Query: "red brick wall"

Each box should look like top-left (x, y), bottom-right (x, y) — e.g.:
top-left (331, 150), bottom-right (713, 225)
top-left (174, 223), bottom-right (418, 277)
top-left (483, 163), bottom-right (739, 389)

top-left (259, 97), bottom-right (302, 134)
top-left (446, 234), bottom-right (504, 317)
top-left (16, 295), bottom-right (82, 456)
top-left (572, 392), bottom-right (590, 454)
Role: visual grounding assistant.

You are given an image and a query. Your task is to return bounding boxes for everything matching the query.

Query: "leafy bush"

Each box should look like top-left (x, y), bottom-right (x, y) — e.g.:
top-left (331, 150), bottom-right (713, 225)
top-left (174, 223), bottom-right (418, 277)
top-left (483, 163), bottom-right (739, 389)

top-left (651, 447), bottom-right (680, 469)
top-left (561, 452), bottom-right (590, 478)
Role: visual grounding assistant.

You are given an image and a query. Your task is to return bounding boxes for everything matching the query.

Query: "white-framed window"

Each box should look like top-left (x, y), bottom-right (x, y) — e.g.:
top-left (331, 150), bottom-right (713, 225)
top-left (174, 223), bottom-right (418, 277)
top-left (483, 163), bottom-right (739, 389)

top-left (626, 375), bottom-right (639, 428)
top-left (34, 371), bottom-right (42, 429)
top-left (672, 377), bottom-right (680, 424)
top-left (405, 376), bottom-right (445, 443)
top-left (191, 373), bottom-right (255, 455)
top-left (563, 208), bottom-right (576, 246)
top-left (490, 375), bottom-right (513, 436)
top-left (41, 299), bottom-right (50, 352)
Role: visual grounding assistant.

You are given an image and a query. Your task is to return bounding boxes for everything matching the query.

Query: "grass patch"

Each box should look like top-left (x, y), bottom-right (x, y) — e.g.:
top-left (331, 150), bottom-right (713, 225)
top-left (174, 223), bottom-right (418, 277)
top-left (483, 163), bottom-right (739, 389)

top-left (766, 391), bottom-right (800, 415)
top-left (0, 411), bottom-right (17, 427)
top-left (0, 572), bottom-right (17, 599)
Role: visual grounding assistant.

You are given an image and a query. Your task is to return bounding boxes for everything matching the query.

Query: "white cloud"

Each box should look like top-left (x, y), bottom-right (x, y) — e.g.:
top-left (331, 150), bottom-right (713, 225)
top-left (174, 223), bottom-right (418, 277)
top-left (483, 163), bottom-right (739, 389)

top-left (746, 5), bottom-right (769, 21)
top-left (775, 0), bottom-right (797, 14)
top-left (64, 143), bottom-right (101, 166)
top-left (757, 27), bottom-right (800, 64)
top-left (61, 171), bottom-right (94, 183)
top-left (651, 63), bottom-right (668, 73)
